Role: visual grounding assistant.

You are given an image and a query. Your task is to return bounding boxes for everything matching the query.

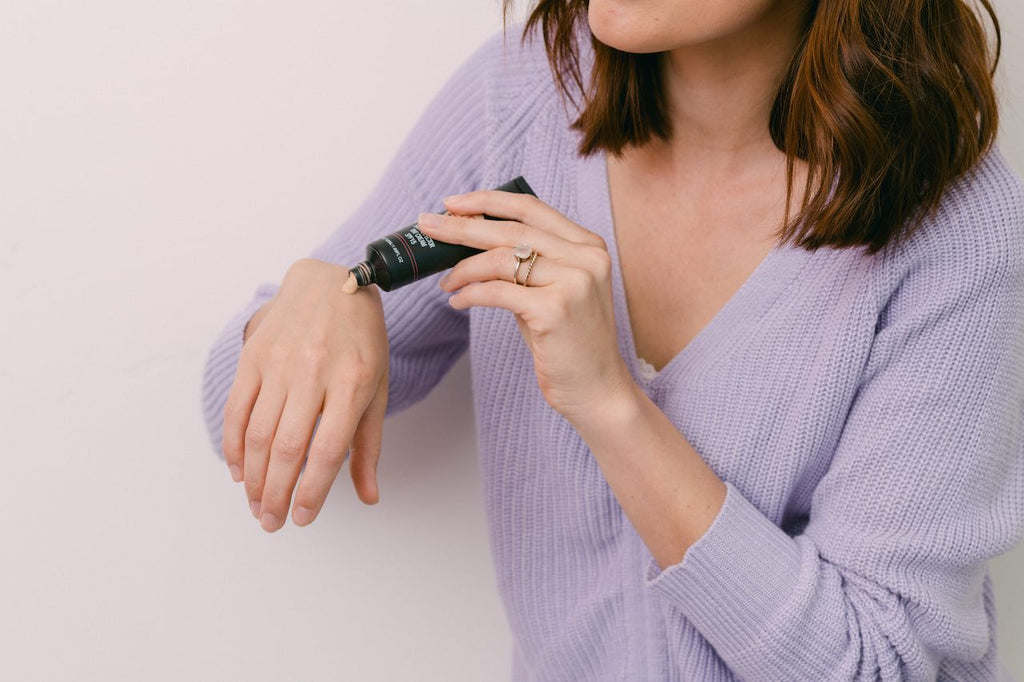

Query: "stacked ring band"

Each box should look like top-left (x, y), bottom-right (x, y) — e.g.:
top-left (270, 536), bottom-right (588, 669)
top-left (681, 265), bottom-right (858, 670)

top-left (520, 252), bottom-right (539, 286)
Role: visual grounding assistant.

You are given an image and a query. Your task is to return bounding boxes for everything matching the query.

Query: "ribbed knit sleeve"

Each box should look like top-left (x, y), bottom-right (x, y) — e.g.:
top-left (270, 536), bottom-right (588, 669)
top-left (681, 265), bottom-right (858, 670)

top-left (200, 31), bottom-right (506, 461)
top-left (643, 166), bottom-right (1024, 680)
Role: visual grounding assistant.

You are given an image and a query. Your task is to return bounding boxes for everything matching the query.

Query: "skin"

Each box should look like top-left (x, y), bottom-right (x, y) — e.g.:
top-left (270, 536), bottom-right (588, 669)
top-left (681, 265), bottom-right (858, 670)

top-left (423, 0), bottom-right (813, 568)
top-left (226, 259), bottom-right (388, 531)
top-left (588, 0), bottom-right (807, 54)
top-left (225, 0), bottom-right (813, 558)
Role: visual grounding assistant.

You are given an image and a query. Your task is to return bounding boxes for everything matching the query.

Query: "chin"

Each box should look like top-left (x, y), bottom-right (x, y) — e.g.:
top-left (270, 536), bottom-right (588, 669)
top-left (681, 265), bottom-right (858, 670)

top-left (587, 0), bottom-right (791, 54)
top-left (587, 3), bottom-right (674, 54)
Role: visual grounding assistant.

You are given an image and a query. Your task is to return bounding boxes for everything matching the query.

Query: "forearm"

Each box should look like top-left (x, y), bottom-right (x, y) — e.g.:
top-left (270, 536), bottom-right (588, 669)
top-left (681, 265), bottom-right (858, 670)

top-left (570, 383), bottom-right (727, 570)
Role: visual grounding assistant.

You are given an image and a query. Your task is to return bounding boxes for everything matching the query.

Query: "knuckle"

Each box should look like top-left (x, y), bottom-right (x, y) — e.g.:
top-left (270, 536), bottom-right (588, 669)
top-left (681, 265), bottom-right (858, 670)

top-left (244, 342), bottom-right (271, 368)
top-left (568, 267), bottom-right (592, 291)
top-left (448, 259), bottom-right (471, 283)
top-left (314, 446), bottom-right (349, 469)
top-left (299, 342), bottom-right (331, 369)
top-left (292, 348), bottom-right (331, 383)
top-left (328, 356), bottom-right (375, 390)
top-left (522, 194), bottom-right (543, 219)
top-left (589, 242), bottom-right (612, 265)
top-left (266, 342), bottom-right (292, 367)
top-left (223, 398), bottom-right (247, 422)
top-left (244, 421), bottom-right (274, 449)
top-left (346, 361), bottom-right (376, 388)
top-left (271, 430), bottom-right (308, 463)
top-left (588, 247), bottom-right (613, 277)
top-left (522, 193), bottom-right (542, 208)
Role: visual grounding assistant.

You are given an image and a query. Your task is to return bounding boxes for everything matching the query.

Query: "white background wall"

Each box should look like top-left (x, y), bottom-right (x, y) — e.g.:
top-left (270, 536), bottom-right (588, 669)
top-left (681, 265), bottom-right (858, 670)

top-left (1, 1), bottom-right (1021, 680)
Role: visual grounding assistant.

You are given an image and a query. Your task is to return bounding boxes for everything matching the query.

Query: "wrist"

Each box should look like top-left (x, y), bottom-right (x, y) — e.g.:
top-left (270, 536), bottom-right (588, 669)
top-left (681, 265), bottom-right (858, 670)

top-left (564, 373), bottom-right (646, 442)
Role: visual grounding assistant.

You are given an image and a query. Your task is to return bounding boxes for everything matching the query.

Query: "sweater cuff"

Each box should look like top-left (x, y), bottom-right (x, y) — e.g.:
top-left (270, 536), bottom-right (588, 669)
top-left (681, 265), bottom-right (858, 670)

top-left (643, 481), bottom-right (804, 658)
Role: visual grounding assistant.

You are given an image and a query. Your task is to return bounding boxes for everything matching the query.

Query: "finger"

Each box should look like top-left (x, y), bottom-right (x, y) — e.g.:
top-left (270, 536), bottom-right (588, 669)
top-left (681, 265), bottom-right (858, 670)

top-left (440, 247), bottom-right (569, 291)
top-left (242, 380), bottom-right (287, 520)
top-left (417, 211), bottom-right (568, 259)
top-left (442, 191), bottom-right (603, 246)
top-left (447, 278), bottom-right (544, 316)
top-left (258, 388), bottom-right (324, 532)
top-left (290, 382), bottom-right (373, 525)
top-left (222, 359), bottom-right (261, 483)
top-left (348, 364), bottom-right (388, 506)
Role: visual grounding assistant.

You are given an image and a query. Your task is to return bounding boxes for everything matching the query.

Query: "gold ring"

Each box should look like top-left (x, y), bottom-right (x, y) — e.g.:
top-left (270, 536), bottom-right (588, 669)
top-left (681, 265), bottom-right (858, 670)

top-left (521, 252), bottom-right (538, 286)
top-left (512, 243), bottom-right (533, 284)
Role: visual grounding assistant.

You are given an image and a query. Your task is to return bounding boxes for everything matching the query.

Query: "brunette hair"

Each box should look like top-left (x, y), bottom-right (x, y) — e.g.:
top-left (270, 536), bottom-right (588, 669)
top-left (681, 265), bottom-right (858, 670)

top-left (502, 1), bottom-right (1001, 254)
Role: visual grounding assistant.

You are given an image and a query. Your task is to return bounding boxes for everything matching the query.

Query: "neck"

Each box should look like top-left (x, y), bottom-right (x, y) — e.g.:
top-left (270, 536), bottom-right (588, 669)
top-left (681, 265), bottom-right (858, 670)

top-left (654, 1), bottom-right (810, 174)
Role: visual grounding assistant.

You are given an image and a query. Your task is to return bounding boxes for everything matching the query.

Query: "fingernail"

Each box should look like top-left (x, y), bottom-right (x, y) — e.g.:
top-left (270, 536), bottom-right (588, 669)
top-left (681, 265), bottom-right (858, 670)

top-left (229, 465), bottom-right (242, 482)
top-left (438, 274), bottom-right (450, 290)
top-left (444, 193), bottom-right (465, 204)
top-left (294, 506), bottom-right (315, 526)
top-left (417, 212), bottom-right (440, 229)
top-left (260, 512), bottom-right (281, 532)
top-left (250, 500), bottom-right (261, 518)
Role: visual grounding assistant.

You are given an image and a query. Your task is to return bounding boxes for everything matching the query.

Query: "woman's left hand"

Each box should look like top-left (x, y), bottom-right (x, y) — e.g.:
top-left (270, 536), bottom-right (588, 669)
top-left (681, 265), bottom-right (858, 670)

top-left (416, 190), bottom-right (636, 426)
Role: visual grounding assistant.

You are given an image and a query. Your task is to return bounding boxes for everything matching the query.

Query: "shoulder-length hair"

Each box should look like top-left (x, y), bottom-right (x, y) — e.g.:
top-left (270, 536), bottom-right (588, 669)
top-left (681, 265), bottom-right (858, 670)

top-left (503, 0), bottom-right (1001, 255)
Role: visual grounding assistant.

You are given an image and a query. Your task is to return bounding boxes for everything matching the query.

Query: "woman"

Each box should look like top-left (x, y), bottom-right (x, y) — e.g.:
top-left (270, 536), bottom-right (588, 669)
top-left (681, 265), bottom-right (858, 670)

top-left (202, 0), bottom-right (1024, 679)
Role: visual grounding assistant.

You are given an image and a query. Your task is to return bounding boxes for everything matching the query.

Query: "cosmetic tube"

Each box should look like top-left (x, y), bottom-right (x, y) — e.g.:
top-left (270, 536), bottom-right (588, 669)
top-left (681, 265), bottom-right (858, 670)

top-left (346, 176), bottom-right (536, 292)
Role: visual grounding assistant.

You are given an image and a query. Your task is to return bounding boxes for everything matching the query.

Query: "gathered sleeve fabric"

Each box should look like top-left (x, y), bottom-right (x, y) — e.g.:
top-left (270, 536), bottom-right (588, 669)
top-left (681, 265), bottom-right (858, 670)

top-left (200, 32), bottom-right (507, 461)
top-left (643, 172), bottom-right (1024, 680)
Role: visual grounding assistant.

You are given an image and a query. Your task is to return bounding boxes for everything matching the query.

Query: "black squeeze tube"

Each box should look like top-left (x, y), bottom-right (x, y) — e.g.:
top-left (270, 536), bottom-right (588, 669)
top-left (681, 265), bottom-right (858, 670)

top-left (347, 176), bottom-right (537, 292)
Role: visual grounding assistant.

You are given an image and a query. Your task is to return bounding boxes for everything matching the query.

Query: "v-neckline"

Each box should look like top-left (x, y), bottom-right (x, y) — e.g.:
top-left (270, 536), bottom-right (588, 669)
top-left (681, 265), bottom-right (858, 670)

top-left (575, 147), bottom-right (815, 393)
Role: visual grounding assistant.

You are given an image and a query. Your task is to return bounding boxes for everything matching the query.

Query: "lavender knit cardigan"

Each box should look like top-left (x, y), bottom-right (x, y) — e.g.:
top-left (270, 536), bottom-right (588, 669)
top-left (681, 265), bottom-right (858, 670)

top-left (201, 25), bottom-right (1024, 681)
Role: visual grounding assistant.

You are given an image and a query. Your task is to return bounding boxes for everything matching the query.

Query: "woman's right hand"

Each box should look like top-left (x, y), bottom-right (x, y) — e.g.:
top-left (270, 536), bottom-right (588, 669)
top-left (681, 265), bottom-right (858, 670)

top-left (222, 257), bottom-right (389, 532)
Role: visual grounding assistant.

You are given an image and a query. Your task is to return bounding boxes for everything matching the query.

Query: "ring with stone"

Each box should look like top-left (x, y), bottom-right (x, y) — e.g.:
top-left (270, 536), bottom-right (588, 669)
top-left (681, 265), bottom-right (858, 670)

top-left (512, 243), bottom-right (534, 285)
